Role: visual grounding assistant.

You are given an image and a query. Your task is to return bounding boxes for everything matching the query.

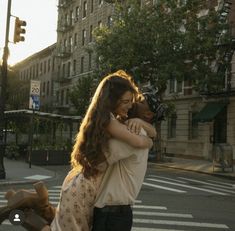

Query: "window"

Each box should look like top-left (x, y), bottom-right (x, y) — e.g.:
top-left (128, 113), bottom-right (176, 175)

top-left (83, 1), bottom-right (87, 18)
top-left (184, 77), bottom-right (192, 95)
top-left (70, 10), bottom-right (73, 25)
top-left (32, 66), bottom-right (35, 79)
top-left (58, 65), bottom-right (61, 78)
top-left (36, 64), bottom-right (39, 77)
top-left (52, 58), bottom-right (55, 71)
top-left (98, 20), bottom-right (102, 28)
top-left (43, 82), bottom-right (46, 95)
top-left (44, 61), bottom-right (47, 74)
top-left (89, 25), bottom-right (93, 42)
top-left (188, 111), bottom-right (199, 139)
top-left (62, 63), bottom-right (66, 77)
top-left (168, 113), bottom-right (177, 138)
top-left (65, 14), bottom-right (69, 26)
top-left (81, 56), bottom-right (84, 73)
top-left (69, 36), bottom-right (73, 51)
top-left (82, 29), bottom-right (86, 45)
top-left (46, 81), bottom-right (50, 96)
top-left (91, 0), bottom-right (94, 13)
top-left (73, 59), bottom-right (77, 74)
top-left (48, 59), bottom-right (51, 72)
top-left (61, 90), bottom-right (64, 105)
top-left (68, 62), bottom-right (71, 76)
top-left (169, 77), bottom-right (183, 94)
top-left (74, 33), bottom-right (78, 46)
top-left (99, 0), bottom-right (103, 5)
top-left (169, 78), bottom-right (175, 93)
top-left (66, 89), bottom-right (69, 104)
top-left (75, 6), bottom-right (79, 19)
top-left (88, 53), bottom-right (92, 70)
top-left (40, 63), bottom-right (43, 75)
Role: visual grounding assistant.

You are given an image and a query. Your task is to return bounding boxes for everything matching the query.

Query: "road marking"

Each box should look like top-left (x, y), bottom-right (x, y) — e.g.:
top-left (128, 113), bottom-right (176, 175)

top-left (48, 189), bottom-right (61, 193)
top-left (49, 196), bottom-right (60, 200)
top-left (148, 175), bottom-right (187, 184)
top-left (133, 211), bottom-right (193, 218)
top-left (53, 186), bottom-right (62, 189)
top-left (143, 182), bottom-right (186, 193)
top-left (179, 177), bottom-right (235, 190)
top-left (203, 185), bottom-right (235, 194)
top-left (207, 180), bottom-right (234, 187)
top-left (132, 228), bottom-right (186, 231)
top-left (2, 220), bottom-right (11, 225)
top-left (133, 205), bottom-right (167, 210)
top-left (135, 200), bottom-right (142, 203)
top-left (49, 201), bottom-right (58, 205)
top-left (147, 178), bottom-right (228, 195)
top-left (133, 218), bottom-right (229, 229)
top-left (24, 175), bottom-right (52, 180)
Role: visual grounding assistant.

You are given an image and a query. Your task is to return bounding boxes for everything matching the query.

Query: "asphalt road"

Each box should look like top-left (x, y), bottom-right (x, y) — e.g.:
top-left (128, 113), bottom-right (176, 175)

top-left (0, 165), bottom-right (235, 231)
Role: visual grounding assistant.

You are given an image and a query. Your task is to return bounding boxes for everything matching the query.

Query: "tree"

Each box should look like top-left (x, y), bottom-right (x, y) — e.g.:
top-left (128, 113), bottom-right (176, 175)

top-left (6, 68), bottom-right (29, 110)
top-left (69, 75), bottom-right (95, 116)
top-left (93, 0), bottom-right (233, 94)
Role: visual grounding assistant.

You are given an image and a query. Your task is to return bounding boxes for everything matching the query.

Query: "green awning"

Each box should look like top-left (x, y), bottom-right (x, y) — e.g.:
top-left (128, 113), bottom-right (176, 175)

top-left (193, 102), bottom-right (227, 122)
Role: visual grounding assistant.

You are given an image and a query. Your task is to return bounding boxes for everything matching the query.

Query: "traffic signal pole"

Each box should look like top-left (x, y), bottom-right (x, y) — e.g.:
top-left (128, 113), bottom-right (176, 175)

top-left (0, 0), bottom-right (11, 179)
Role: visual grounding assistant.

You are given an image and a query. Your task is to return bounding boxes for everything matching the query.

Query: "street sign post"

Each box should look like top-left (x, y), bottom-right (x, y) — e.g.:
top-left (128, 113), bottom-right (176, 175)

top-left (28, 80), bottom-right (40, 168)
top-left (29, 80), bottom-right (41, 110)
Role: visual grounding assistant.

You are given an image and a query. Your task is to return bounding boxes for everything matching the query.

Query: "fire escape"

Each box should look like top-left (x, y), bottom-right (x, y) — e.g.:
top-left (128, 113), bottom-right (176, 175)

top-left (214, 0), bottom-right (235, 96)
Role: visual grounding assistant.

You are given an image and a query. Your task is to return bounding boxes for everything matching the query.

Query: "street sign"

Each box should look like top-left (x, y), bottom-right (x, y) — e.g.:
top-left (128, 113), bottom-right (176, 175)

top-left (29, 80), bottom-right (41, 110)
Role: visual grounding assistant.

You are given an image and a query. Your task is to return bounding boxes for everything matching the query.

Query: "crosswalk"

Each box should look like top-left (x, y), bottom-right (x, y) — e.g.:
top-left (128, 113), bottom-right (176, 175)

top-left (0, 175), bottom-right (234, 230)
top-left (144, 174), bottom-right (235, 196)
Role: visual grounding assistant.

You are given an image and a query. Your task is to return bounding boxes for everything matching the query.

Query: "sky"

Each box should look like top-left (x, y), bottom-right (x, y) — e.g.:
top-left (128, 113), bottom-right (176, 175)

top-left (0, 0), bottom-right (58, 65)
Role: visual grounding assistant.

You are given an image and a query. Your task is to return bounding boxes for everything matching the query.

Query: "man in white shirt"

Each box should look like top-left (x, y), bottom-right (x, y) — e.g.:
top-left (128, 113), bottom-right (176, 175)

top-left (91, 86), bottom-right (166, 231)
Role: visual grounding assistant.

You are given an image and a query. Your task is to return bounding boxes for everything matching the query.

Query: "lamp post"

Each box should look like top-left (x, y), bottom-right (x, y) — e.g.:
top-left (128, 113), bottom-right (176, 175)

top-left (0, 0), bottom-right (12, 179)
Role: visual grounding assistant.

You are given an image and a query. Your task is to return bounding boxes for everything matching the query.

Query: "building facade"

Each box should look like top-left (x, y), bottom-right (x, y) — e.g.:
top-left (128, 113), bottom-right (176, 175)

top-left (11, 43), bottom-right (56, 112)
top-left (160, 0), bottom-right (235, 162)
top-left (53, 0), bottom-right (115, 114)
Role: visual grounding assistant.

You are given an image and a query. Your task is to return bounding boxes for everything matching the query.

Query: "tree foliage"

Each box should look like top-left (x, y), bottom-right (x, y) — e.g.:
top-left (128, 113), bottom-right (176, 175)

top-left (69, 75), bottom-right (95, 116)
top-left (93, 0), bottom-right (233, 93)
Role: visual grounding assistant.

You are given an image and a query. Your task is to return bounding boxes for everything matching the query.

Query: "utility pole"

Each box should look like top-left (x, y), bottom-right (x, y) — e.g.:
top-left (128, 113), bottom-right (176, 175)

top-left (0, 0), bottom-right (12, 179)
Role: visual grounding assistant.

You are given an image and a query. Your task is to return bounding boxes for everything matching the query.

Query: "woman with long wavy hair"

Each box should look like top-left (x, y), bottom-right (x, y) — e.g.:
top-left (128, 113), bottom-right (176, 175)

top-left (50, 70), bottom-right (154, 231)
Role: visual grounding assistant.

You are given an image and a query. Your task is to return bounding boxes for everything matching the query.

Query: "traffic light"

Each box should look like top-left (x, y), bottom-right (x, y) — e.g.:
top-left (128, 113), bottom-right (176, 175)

top-left (13, 17), bottom-right (26, 43)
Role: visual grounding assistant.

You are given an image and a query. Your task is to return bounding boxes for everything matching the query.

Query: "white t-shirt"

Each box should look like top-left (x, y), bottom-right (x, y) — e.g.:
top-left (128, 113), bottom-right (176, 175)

top-left (94, 128), bottom-right (149, 207)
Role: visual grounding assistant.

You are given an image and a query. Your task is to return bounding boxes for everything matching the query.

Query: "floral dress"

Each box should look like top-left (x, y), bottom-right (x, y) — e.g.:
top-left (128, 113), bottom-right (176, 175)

top-left (50, 169), bottom-right (104, 231)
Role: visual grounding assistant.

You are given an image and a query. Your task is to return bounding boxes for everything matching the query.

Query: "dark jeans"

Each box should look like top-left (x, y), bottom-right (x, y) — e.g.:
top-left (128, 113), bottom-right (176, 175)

top-left (92, 205), bottom-right (133, 231)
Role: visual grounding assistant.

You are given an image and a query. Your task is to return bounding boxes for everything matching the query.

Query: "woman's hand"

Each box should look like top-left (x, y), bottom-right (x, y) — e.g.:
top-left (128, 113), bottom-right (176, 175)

top-left (125, 118), bottom-right (142, 135)
top-left (126, 118), bottom-right (157, 138)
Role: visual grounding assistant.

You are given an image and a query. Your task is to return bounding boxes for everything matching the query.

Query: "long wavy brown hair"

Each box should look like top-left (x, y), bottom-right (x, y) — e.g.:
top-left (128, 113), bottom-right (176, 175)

top-left (70, 70), bottom-right (140, 178)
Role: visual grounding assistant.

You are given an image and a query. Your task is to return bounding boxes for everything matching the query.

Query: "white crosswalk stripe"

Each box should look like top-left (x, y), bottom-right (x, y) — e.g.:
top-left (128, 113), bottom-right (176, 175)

top-left (143, 182), bottom-right (186, 193)
top-left (145, 176), bottom-right (231, 196)
top-left (133, 218), bottom-right (229, 229)
top-left (178, 177), bottom-right (235, 191)
top-left (132, 228), bottom-right (186, 231)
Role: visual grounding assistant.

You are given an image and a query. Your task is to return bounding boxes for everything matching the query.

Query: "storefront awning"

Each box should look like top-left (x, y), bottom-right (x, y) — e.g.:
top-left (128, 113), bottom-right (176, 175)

top-left (193, 102), bottom-right (227, 122)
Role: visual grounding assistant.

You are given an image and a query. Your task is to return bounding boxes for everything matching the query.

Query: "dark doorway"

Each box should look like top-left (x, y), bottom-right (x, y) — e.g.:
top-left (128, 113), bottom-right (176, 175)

top-left (213, 106), bottom-right (227, 143)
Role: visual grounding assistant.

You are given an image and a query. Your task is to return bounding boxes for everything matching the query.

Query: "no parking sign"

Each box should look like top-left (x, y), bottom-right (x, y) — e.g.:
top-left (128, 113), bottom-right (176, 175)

top-left (29, 80), bottom-right (41, 110)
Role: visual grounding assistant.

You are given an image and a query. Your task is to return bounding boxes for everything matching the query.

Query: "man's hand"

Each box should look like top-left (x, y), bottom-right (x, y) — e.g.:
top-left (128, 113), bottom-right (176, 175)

top-left (125, 118), bottom-right (142, 135)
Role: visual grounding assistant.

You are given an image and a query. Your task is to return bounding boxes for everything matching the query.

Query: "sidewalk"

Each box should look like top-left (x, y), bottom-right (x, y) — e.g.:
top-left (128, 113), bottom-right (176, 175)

top-left (0, 158), bottom-right (57, 186)
top-left (150, 156), bottom-right (235, 180)
top-left (0, 156), bottom-right (234, 186)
